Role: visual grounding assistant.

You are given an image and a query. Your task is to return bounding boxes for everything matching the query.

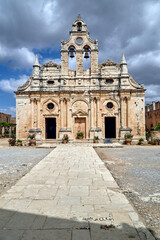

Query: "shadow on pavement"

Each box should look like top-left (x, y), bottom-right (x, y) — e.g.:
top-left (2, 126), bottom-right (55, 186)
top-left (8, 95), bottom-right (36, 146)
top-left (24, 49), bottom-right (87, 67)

top-left (0, 208), bottom-right (155, 240)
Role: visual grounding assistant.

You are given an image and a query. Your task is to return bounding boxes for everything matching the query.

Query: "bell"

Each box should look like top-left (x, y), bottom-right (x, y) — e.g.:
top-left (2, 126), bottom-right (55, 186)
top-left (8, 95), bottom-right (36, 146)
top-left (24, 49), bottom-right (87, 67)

top-left (69, 48), bottom-right (75, 58)
top-left (70, 51), bottom-right (75, 58)
top-left (84, 51), bottom-right (89, 59)
top-left (77, 22), bottom-right (82, 31)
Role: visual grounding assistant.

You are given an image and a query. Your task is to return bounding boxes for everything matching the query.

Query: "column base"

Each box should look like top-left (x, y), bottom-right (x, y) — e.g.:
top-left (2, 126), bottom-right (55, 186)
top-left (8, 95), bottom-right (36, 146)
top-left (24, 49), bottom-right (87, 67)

top-left (29, 128), bottom-right (42, 142)
top-left (59, 128), bottom-right (72, 139)
top-left (119, 127), bottom-right (132, 139)
top-left (89, 128), bottom-right (102, 139)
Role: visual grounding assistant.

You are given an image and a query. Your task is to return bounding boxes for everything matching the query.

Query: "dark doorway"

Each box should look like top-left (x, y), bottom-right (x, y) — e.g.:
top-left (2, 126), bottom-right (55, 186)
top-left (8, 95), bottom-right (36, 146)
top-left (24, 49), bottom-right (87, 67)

top-left (45, 118), bottom-right (56, 139)
top-left (105, 117), bottom-right (116, 138)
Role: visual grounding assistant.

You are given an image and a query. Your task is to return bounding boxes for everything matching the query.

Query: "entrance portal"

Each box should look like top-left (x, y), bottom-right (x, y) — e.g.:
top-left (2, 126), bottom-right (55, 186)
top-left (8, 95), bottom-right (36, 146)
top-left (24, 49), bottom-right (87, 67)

top-left (45, 118), bottom-right (56, 139)
top-left (74, 118), bottom-right (86, 139)
top-left (105, 117), bottom-right (116, 138)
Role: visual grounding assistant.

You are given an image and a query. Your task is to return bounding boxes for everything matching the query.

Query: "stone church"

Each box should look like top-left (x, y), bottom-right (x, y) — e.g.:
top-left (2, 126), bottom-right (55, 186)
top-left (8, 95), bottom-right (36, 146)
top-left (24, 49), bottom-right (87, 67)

top-left (15, 15), bottom-right (145, 143)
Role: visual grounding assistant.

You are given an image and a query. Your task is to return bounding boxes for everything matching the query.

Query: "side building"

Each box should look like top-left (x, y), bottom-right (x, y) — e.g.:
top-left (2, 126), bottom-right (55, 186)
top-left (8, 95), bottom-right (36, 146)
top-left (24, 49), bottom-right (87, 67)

top-left (15, 15), bottom-right (146, 143)
top-left (0, 113), bottom-right (11, 123)
top-left (145, 102), bottom-right (160, 130)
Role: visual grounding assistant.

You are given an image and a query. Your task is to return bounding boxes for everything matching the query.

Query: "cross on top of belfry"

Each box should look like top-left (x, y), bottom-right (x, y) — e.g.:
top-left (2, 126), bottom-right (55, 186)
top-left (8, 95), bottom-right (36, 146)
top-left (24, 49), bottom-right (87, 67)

top-left (77, 14), bottom-right (81, 20)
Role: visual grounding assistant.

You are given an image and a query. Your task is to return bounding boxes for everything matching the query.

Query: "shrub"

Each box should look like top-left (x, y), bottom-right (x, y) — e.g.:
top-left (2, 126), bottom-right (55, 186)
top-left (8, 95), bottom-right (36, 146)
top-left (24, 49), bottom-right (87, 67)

top-left (155, 122), bottom-right (160, 131)
top-left (94, 136), bottom-right (99, 140)
top-left (17, 139), bottom-right (22, 143)
top-left (146, 131), bottom-right (150, 141)
top-left (139, 138), bottom-right (144, 142)
top-left (8, 138), bottom-right (16, 145)
top-left (77, 132), bottom-right (84, 137)
top-left (124, 133), bottom-right (133, 139)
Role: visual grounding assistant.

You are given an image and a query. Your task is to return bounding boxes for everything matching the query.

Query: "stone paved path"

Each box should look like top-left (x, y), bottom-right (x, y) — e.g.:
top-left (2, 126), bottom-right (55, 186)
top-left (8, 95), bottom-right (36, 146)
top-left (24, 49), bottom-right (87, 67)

top-left (0, 146), bottom-right (155, 239)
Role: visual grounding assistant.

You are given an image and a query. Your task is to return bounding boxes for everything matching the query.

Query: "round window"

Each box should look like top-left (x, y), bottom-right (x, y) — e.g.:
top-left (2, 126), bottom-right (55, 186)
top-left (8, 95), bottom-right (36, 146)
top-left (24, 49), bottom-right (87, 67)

top-left (47, 103), bottom-right (54, 110)
top-left (76, 38), bottom-right (83, 44)
top-left (107, 102), bottom-right (113, 109)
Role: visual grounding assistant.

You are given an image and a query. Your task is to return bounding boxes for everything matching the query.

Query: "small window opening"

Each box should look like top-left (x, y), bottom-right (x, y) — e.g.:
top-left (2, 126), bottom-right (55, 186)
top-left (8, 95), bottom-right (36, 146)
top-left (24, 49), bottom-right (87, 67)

top-left (105, 79), bottom-right (113, 84)
top-left (47, 80), bottom-right (55, 84)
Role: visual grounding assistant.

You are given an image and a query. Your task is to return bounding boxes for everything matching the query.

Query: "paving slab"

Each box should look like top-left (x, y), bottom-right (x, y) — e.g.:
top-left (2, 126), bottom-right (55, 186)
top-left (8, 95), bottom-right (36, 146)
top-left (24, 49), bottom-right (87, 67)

top-left (0, 145), bottom-right (155, 239)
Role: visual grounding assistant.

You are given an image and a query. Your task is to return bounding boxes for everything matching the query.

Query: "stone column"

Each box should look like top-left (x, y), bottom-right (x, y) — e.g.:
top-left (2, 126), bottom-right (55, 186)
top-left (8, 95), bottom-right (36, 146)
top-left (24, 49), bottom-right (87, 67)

top-left (66, 99), bottom-right (68, 129)
top-left (126, 97), bottom-right (128, 128)
top-left (67, 98), bottom-right (71, 129)
top-left (37, 99), bottom-right (40, 128)
top-left (2, 126), bottom-right (5, 137)
top-left (90, 97), bottom-right (94, 129)
top-left (9, 126), bottom-right (12, 137)
top-left (96, 97), bottom-right (100, 127)
top-left (61, 50), bottom-right (68, 76)
top-left (91, 50), bottom-right (98, 75)
top-left (31, 99), bottom-right (34, 128)
top-left (60, 98), bottom-right (63, 128)
top-left (33, 99), bottom-right (38, 129)
top-left (76, 50), bottom-right (83, 76)
top-left (88, 108), bottom-right (91, 130)
top-left (120, 97), bottom-right (125, 128)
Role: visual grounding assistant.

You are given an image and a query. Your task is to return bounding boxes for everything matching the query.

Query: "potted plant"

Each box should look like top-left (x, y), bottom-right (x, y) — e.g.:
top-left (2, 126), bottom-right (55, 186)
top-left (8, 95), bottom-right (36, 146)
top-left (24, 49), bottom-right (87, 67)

top-left (138, 138), bottom-right (144, 145)
top-left (94, 136), bottom-right (99, 143)
top-left (17, 139), bottom-right (23, 146)
top-left (77, 131), bottom-right (84, 139)
top-left (153, 139), bottom-right (159, 145)
top-left (8, 138), bottom-right (16, 146)
top-left (28, 133), bottom-right (36, 146)
top-left (62, 134), bottom-right (69, 144)
top-left (124, 133), bottom-right (133, 145)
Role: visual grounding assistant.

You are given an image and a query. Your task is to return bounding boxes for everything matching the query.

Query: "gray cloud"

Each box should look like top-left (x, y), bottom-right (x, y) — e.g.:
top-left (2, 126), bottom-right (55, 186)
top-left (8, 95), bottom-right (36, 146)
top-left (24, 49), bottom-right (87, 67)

top-left (0, 75), bottom-right (28, 92)
top-left (0, 0), bottom-right (160, 102)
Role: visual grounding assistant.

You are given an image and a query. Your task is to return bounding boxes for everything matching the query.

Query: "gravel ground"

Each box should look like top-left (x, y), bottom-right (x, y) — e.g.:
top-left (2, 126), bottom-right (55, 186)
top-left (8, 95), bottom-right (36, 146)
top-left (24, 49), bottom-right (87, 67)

top-left (96, 146), bottom-right (160, 240)
top-left (0, 146), bottom-right (52, 195)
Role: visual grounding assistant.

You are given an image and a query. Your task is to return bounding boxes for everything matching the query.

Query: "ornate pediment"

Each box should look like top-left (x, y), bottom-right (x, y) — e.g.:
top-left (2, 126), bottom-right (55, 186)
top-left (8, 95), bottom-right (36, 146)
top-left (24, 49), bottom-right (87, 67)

top-left (99, 60), bottom-right (120, 68)
top-left (72, 109), bottom-right (88, 116)
top-left (41, 61), bottom-right (61, 69)
top-left (17, 76), bottom-right (32, 91)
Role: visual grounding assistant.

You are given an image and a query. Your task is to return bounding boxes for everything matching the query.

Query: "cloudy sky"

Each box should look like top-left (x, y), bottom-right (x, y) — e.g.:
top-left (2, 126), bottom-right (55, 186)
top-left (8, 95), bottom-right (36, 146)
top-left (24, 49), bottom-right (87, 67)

top-left (0, 0), bottom-right (160, 116)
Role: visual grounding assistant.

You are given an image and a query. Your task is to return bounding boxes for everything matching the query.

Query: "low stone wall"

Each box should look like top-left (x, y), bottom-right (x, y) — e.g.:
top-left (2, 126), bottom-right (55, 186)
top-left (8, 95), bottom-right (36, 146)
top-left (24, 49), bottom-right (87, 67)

top-left (151, 131), bottom-right (160, 143)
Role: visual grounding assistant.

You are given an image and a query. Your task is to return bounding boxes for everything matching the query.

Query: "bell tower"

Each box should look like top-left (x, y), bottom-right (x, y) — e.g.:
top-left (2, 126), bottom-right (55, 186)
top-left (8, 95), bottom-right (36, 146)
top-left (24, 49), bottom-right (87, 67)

top-left (61, 15), bottom-right (98, 77)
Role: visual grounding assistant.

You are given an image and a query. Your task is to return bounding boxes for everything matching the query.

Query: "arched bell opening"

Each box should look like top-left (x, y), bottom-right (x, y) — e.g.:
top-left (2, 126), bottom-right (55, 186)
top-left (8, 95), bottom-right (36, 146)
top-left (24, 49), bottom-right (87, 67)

top-left (83, 45), bottom-right (91, 70)
top-left (68, 46), bottom-right (76, 70)
top-left (77, 22), bottom-right (82, 32)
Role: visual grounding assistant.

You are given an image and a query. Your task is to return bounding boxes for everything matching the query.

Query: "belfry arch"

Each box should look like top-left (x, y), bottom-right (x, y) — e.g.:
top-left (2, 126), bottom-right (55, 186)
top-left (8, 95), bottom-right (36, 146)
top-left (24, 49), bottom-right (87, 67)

top-left (61, 15), bottom-right (98, 76)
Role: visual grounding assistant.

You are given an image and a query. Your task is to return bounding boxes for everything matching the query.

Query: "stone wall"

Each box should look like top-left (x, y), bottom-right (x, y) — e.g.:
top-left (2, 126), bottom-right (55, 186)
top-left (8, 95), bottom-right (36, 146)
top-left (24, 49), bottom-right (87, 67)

top-left (145, 101), bottom-right (160, 130)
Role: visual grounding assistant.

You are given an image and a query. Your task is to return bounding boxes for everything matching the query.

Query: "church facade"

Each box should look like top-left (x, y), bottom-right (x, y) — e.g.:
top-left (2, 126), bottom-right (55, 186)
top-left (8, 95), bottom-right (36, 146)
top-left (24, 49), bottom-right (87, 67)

top-left (15, 15), bottom-right (145, 143)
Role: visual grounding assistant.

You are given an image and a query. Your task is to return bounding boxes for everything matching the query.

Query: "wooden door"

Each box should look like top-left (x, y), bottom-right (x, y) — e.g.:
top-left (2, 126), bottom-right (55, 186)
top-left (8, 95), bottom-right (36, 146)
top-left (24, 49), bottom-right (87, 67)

top-left (74, 118), bottom-right (86, 139)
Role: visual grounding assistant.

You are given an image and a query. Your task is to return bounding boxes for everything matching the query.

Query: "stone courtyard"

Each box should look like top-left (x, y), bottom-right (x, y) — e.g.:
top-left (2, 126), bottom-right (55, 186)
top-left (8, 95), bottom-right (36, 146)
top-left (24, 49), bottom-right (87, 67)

top-left (0, 145), bottom-right (154, 239)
